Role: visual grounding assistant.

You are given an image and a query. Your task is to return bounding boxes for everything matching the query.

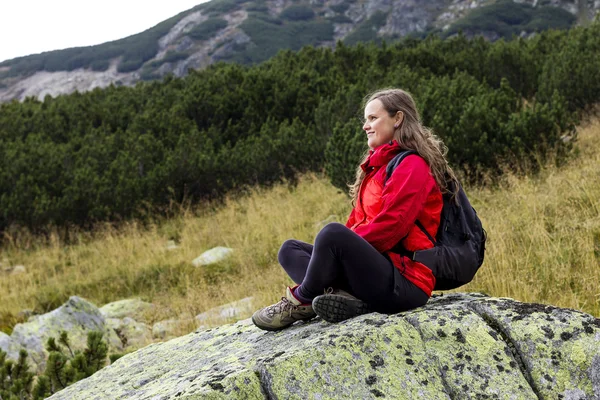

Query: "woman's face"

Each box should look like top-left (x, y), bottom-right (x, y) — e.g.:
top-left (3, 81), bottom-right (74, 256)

top-left (363, 99), bottom-right (400, 150)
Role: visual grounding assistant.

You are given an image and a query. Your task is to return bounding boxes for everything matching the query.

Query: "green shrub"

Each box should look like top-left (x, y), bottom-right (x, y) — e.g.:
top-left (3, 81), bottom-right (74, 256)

top-left (328, 14), bottom-right (353, 24)
top-left (0, 21), bottom-right (595, 232)
top-left (247, 11), bottom-right (282, 25)
top-left (537, 26), bottom-right (600, 112)
top-left (330, 2), bottom-right (351, 14)
top-left (162, 51), bottom-right (190, 64)
top-left (325, 121), bottom-right (368, 191)
top-left (202, 0), bottom-right (246, 14)
top-left (90, 59), bottom-right (110, 72)
top-left (236, 17), bottom-right (333, 64)
top-left (117, 58), bottom-right (145, 73)
top-left (446, 0), bottom-right (576, 39)
top-left (246, 2), bottom-right (268, 12)
top-left (0, 331), bottom-right (112, 400)
top-left (344, 12), bottom-right (388, 45)
top-left (188, 18), bottom-right (228, 41)
top-left (280, 5), bottom-right (315, 21)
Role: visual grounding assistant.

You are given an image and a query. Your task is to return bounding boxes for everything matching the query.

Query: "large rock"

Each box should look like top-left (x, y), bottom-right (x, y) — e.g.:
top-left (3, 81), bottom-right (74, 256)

top-left (195, 296), bottom-right (255, 326)
top-left (105, 317), bottom-right (153, 350)
top-left (48, 293), bottom-right (600, 399)
top-left (151, 319), bottom-right (193, 340)
top-left (10, 296), bottom-right (122, 371)
top-left (0, 331), bottom-right (22, 361)
top-left (99, 298), bottom-right (155, 322)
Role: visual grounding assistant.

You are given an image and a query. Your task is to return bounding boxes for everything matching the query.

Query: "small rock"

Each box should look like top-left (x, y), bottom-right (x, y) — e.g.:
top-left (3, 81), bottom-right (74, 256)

top-left (196, 297), bottom-right (254, 324)
top-left (10, 265), bottom-right (26, 275)
top-left (166, 240), bottom-right (179, 250)
top-left (192, 247), bottom-right (234, 267)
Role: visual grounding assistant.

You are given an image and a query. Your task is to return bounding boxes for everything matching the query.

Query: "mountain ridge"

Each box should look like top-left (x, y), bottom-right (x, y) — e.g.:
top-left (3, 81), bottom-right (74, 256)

top-left (0, 0), bottom-right (597, 103)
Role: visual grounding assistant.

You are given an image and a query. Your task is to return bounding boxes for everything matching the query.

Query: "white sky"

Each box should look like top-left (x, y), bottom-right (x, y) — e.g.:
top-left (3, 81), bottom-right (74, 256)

top-left (0, 0), bottom-right (211, 63)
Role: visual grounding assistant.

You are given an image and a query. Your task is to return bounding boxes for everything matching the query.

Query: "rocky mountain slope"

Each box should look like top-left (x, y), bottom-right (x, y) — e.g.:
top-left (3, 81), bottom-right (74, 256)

top-left (0, 0), bottom-right (598, 103)
top-left (48, 293), bottom-right (600, 399)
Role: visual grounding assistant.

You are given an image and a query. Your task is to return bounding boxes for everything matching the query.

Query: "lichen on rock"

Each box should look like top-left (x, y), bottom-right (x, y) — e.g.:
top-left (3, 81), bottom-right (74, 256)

top-left (48, 293), bottom-right (600, 399)
top-left (10, 296), bottom-right (122, 371)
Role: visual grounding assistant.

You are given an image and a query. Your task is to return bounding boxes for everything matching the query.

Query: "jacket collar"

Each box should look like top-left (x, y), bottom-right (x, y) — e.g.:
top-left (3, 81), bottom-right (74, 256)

top-left (361, 140), bottom-right (402, 171)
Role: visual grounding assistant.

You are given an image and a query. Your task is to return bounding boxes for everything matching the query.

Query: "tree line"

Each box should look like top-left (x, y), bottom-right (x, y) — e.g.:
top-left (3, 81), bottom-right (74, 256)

top-left (1, 21), bottom-right (599, 232)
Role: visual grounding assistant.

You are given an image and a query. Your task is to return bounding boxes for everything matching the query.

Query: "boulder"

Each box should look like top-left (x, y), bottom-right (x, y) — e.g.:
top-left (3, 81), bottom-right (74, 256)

top-left (152, 319), bottom-right (194, 340)
top-left (99, 298), bottom-right (155, 322)
top-left (192, 246), bottom-right (234, 267)
top-left (195, 296), bottom-right (255, 325)
top-left (48, 293), bottom-right (600, 399)
top-left (106, 317), bottom-right (153, 350)
top-left (0, 331), bottom-right (22, 361)
top-left (10, 296), bottom-right (122, 371)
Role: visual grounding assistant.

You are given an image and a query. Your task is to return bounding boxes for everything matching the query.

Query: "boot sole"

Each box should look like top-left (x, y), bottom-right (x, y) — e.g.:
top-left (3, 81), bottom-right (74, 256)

top-left (252, 314), bottom-right (316, 331)
top-left (312, 294), bottom-right (371, 323)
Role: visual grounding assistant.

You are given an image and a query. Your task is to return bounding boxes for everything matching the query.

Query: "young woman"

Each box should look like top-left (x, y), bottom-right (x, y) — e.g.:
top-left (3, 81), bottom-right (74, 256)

top-left (252, 88), bottom-right (459, 331)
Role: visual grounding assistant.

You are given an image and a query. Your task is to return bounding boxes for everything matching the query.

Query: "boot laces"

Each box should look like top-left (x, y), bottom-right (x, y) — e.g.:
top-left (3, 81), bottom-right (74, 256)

top-left (266, 297), bottom-right (297, 318)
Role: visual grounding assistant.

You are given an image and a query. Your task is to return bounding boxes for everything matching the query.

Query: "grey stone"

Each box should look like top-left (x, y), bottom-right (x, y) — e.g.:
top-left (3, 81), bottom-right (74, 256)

top-left (47, 293), bottom-right (600, 399)
top-left (99, 298), bottom-right (155, 322)
top-left (0, 331), bottom-right (22, 361)
top-left (11, 296), bottom-right (122, 371)
top-left (106, 317), bottom-right (153, 350)
top-left (195, 296), bottom-right (255, 324)
top-left (151, 319), bottom-right (194, 340)
top-left (9, 265), bottom-right (26, 275)
top-left (192, 246), bottom-right (234, 267)
top-left (165, 240), bottom-right (179, 250)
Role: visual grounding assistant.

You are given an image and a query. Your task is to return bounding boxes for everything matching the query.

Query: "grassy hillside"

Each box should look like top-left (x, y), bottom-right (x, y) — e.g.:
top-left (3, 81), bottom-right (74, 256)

top-left (1, 113), bottom-right (599, 336)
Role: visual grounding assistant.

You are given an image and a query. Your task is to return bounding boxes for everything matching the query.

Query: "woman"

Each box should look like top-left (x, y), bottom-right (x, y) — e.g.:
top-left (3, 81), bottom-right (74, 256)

top-left (252, 88), bottom-right (459, 331)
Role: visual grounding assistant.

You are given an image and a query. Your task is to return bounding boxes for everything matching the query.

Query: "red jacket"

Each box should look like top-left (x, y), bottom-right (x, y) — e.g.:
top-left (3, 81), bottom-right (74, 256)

top-left (346, 141), bottom-right (442, 296)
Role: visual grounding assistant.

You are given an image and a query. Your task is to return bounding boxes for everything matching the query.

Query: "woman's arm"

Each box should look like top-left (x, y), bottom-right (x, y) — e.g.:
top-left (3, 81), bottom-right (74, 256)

top-left (353, 155), bottom-right (435, 252)
top-left (345, 208), bottom-right (357, 229)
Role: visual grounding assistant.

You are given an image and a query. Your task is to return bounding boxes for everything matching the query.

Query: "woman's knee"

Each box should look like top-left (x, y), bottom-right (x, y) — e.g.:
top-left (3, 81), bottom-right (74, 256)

top-left (278, 239), bottom-right (300, 266)
top-left (315, 222), bottom-right (351, 246)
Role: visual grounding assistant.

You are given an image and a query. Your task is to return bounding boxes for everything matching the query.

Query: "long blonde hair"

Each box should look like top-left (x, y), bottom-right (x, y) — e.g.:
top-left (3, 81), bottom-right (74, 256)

top-left (349, 88), bottom-right (459, 205)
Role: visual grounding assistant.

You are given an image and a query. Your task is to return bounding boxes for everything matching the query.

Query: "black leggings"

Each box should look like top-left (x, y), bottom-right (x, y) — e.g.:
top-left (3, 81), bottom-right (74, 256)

top-left (278, 223), bottom-right (428, 313)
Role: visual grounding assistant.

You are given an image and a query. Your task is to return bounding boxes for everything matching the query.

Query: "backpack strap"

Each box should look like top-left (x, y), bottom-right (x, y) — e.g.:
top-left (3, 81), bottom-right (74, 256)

top-left (384, 150), bottom-right (418, 184)
top-left (386, 150), bottom-right (437, 254)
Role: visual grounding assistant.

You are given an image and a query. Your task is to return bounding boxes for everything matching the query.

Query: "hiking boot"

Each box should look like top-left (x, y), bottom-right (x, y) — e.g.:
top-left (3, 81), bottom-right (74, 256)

top-left (252, 286), bottom-right (316, 331)
top-left (313, 288), bottom-right (372, 323)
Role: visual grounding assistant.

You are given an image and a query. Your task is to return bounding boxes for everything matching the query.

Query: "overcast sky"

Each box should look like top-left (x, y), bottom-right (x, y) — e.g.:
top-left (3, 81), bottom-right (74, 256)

top-left (0, 0), bottom-right (210, 63)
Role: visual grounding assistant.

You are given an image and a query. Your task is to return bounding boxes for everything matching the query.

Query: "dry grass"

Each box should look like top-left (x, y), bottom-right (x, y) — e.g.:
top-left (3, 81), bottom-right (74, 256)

top-left (0, 175), bottom-right (351, 333)
top-left (462, 114), bottom-right (600, 315)
top-left (1, 116), bottom-right (599, 336)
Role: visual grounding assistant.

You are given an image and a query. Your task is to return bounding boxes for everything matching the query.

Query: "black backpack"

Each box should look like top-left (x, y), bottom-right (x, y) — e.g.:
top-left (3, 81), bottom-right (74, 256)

top-left (385, 151), bottom-right (487, 290)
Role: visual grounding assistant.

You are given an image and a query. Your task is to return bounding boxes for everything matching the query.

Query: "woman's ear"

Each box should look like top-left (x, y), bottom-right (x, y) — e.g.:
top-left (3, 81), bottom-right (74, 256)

top-left (394, 111), bottom-right (404, 128)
